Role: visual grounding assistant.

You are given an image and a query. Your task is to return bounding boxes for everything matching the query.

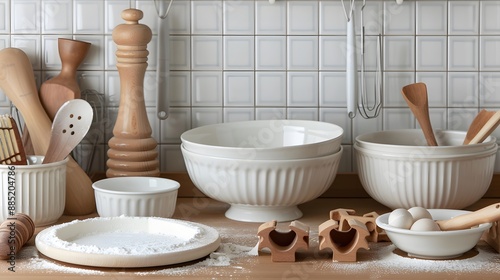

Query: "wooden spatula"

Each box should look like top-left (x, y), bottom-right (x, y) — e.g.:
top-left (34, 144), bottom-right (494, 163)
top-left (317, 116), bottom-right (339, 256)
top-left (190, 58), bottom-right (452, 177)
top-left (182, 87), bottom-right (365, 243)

top-left (463, 109), bottom-right (496, 145)
top-left (468, 111), bottom-right (500, 145)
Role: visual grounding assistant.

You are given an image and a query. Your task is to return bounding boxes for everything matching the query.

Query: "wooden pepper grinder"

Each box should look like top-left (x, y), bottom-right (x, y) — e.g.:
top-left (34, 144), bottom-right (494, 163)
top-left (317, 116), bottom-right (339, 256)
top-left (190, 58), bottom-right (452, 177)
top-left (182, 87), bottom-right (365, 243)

top-left (107, 9), bottom-right (160, 177)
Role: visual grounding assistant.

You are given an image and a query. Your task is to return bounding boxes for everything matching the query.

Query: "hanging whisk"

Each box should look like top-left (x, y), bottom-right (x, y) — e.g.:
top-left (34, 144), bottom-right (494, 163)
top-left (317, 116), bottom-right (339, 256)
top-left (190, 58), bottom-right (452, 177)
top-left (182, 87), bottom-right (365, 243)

top-left (358, 0), bottom-right (382, 119)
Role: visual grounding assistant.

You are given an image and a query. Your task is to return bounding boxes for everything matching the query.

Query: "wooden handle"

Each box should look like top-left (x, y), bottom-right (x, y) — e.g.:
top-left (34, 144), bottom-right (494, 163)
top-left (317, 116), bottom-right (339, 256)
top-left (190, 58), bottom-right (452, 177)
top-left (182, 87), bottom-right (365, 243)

top-left (468, 111), bottom-right (500, 145)
top-left (437, 203), bottom-right (500, 231)
top-left (0, 48), bottom-right (95, 216)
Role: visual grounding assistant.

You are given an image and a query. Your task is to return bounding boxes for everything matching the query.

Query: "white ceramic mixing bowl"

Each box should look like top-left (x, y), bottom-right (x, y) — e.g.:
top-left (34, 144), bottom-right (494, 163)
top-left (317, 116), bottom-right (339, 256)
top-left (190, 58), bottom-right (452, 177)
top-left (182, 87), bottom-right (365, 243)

top-left (181, 145), bottom-right (343, 222)
top-left (181, 119), bottom-right (343, 160)
top-left (92, 177), bottom-right (180, 218)
top-left (376, 209), bottom-right (492, 259)
top-left (355, 142), bottom-right (497, 209)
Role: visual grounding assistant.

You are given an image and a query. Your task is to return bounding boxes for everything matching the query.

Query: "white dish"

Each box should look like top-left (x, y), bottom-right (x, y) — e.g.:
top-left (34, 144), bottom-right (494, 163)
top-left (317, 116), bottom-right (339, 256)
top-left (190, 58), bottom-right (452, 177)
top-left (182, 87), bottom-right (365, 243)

top-left (376, 209), bottom-right (492, 259)
top-left (181, 119), bottom-right (343, 160)
top-left (35, 216), bottom-right (221, 268)
top-left (92, 177), bottom-right (180, 218)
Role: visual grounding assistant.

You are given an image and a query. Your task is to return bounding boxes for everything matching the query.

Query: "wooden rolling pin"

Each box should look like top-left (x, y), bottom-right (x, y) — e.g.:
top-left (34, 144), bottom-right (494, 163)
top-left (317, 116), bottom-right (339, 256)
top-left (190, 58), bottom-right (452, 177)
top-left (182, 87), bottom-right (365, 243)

top-left (0, 48), bottom-right (96, 216)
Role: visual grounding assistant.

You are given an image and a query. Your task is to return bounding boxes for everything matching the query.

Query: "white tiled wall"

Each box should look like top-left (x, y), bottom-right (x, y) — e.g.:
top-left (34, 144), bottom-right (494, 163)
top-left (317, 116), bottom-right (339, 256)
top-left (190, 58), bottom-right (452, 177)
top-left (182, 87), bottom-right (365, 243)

top-left (1, 0), bottom-right (500, 174)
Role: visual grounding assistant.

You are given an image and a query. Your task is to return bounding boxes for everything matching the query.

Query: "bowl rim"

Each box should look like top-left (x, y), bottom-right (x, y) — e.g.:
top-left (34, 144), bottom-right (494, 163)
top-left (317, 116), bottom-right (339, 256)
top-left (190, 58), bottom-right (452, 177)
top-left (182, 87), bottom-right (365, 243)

top-left (181, 144), bottom-right (344, 162)
top-left (354, 142), bottom-right (498, 160)
top-left (376, 209), bottom-right (492, 236)
top-left (180, 119), bottom-right (344, 149)
top-left (356, 129), bottom-right (497, 149)
top-left (92, 177), bottom-right (180, 195)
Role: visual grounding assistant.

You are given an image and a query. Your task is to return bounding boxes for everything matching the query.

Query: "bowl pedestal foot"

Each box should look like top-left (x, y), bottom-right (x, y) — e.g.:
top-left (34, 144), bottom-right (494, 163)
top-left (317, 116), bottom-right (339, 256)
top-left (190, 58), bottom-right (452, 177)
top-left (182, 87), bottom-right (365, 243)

top-left (225, 205), bottom-right (303, 223)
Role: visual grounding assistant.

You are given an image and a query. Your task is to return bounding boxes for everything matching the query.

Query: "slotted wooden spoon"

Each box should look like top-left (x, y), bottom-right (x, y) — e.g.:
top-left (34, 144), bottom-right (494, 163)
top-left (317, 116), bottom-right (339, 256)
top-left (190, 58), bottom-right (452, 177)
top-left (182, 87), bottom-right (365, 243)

top-left (43, 99), bottom-right (93, 164)
top-left (0, 48), bottom-right (95, 216)
top-left (401, 83), bottom-right (438, 146)
top-left (463, 109), bottom-right (496, 145)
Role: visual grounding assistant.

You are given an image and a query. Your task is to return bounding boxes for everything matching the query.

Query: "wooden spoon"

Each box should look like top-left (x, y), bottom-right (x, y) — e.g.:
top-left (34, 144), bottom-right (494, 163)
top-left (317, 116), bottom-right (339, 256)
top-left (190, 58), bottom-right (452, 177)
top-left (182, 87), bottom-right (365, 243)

top-left (436, 203), bottom-right (500, 231)
top-left (43, 99), bottom-right (93, 164)
top-left (0, 48), bottom-right (96, 216)
top-left (401, 83), bottom-right (438, 146)
top-left (463, 109), bottom-right (496, 145)
top-left (468, 111), bottom-right (500, 145)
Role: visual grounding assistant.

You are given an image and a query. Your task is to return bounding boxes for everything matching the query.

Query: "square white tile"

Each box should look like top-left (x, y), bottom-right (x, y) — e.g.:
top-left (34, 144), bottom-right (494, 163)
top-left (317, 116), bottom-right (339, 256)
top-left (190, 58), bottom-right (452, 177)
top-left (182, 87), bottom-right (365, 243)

top-left (160, 107), bottom-right (191, 144)
top-left (416, 36), bottom-right (447, 71)
top-left (480, 36), bottom-right (500, 71)
top-left (191, 0), bottom-right (222, 35)
top-left (192, 107), bottom-right (223, 127)
top-left (448, 36), bottom-right (478, 71)
top-left (191, 36), bottom-right (222, 70)
top-left (353, 113), bottom-right (382, 140)
top-left (383, 72), bottom-right (414, 107)
top-left (319, 1), bottom-right (345, 35)
top-left (255, 0), bottom-right (286, 35)
top-left (11, 0), bottom-right (40, 34)
top-left (11, 35), bottom-right (41, 70)
top-left (255, 107), bottom-right (286, 120)
top-left (415, 72), bottom-right (447, 107)
top-left (169, 0), bottom-right (191, 35)
top-left (169, 71), bottom-right (191, 107)
top-left (104, 35), bottom-right (116, 70)
top-left (191, 71), bottom-right (223, 106)
top-left (480, 72), bottom-right (500, 107)
top-left (42, 0), bottom-right (72, 34)
top-left (223, 108), bottom-right (255, 123)
top-left (143, 71), bottom-right (159, 107)
top-left (223, 0), bottom-right (254, 35)
top-left (319, 108), bottom-right (351, 144)
top-left (223, 36), bottom-right (254, 70)
top-left (428, 108), bottom-right (447, 131)
top-left (74, 35), bottom-right (105, 70)
top-left (160, 145), bottom-right (187, 173)
top-left (255, 72), bottom-right (286, 107)
top-left (481, 1), bottom-right (500, 35)
top-left (223, 71), bottom-right (255, 107)
top-left (384, 36), bottom-right (415, 70)
top-left (78, 70), bottom-right (105, 93)
top-left (448, 108), bottom-right (478, 131)
top-left (448, 1), bottom-right (479, 35)
top-left (170, 35), bottom-right (191, 70)
top-left (319, 36), bottom-right (345, 70)
top-left (287, 1), bottom-right (318, 35)
top-left (287, 36), bottom-right (318, 70)
top-left (75, 0), bottom-right (104, 34)
top-left (41, 35), bottom-right (70, 70)
top-left (104, 71), bottom-right (120, 106)
top-left (287, 108), bottom-right (318, 120)
top-left (0, 0), bottom-right (10, 33)
top-left (416, 1), bottom-right (447, 35)
top-left (0, 35), bottom-right (9, 49)
top-left (320, 72), bottom-right (346, 107)
top-left (384, 108), bottom-right (414, 130)
top-left (448, 72), bottom-right (479, 107)
top-left (287, 72), bottom-right (318, 107)
top-left (384, 0), bottom-right (415, 35)
top-left (255, 36), bottom-right (286, 70)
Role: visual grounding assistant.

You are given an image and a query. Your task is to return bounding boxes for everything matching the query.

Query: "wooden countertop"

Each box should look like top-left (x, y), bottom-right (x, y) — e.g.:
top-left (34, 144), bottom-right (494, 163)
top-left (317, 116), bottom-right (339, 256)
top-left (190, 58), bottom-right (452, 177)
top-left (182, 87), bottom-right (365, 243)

top-left (2, 198), bottom-right (500, 279)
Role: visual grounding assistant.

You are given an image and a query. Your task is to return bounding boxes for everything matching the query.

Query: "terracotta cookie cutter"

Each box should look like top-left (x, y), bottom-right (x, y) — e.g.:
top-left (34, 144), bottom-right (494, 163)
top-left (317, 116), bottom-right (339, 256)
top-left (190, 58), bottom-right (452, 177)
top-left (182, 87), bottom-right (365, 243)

top-left (484, 221), bottom-right (500, 253)
top-left (329, 208), bottom-right (389, 243)
top-left (257, 220), bottom-right (309, 262)
top-left (318, 216), bottom-right (370, 262)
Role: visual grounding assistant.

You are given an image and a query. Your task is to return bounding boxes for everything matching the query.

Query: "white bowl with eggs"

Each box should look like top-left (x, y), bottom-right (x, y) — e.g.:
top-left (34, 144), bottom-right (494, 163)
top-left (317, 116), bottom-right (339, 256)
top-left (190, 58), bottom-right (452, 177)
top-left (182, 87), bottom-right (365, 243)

top-left (92, 177), bottom-right (180, 218)
top-left (181, 119), bottom-right (343, 160)
top-left (376, 209), bottom-right (492, 259)
top-left (355, 129), bottom-right (497, 210)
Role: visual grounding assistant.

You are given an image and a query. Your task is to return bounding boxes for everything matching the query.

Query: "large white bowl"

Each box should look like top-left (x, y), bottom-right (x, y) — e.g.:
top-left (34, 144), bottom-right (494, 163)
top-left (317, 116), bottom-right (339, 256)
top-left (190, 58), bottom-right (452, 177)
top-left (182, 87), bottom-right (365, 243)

top-left (355, 143), bottom-right (497, 209)
top-left (92, 177), bottom-right (180, 218)
top-left (0, 156), bottom-right (68, 226)
top-left (181, 120), bottom-right (343, 160)
top-left (376, 209), bottom-right (492, 259)
top-left (356, 129), bottom-right (496, 155)
top-left (181, 145), bottom-right (343, 222)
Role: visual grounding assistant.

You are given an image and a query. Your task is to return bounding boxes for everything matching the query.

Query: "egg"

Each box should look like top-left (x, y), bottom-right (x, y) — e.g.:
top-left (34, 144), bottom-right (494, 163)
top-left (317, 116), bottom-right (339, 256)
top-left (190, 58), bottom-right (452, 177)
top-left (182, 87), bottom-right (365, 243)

top-left (388, 208), bottom-right (413, 229)
top-left (408, 206), bottom-right (432, 223)
top-left (410, 218), bottom-right (441, 231)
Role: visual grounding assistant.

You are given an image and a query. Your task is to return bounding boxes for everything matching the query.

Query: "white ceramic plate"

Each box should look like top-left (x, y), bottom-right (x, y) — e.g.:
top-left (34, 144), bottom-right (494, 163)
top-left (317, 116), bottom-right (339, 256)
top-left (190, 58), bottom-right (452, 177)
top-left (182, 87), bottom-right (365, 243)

top-left (35, 216), bottom-right (221, 268)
